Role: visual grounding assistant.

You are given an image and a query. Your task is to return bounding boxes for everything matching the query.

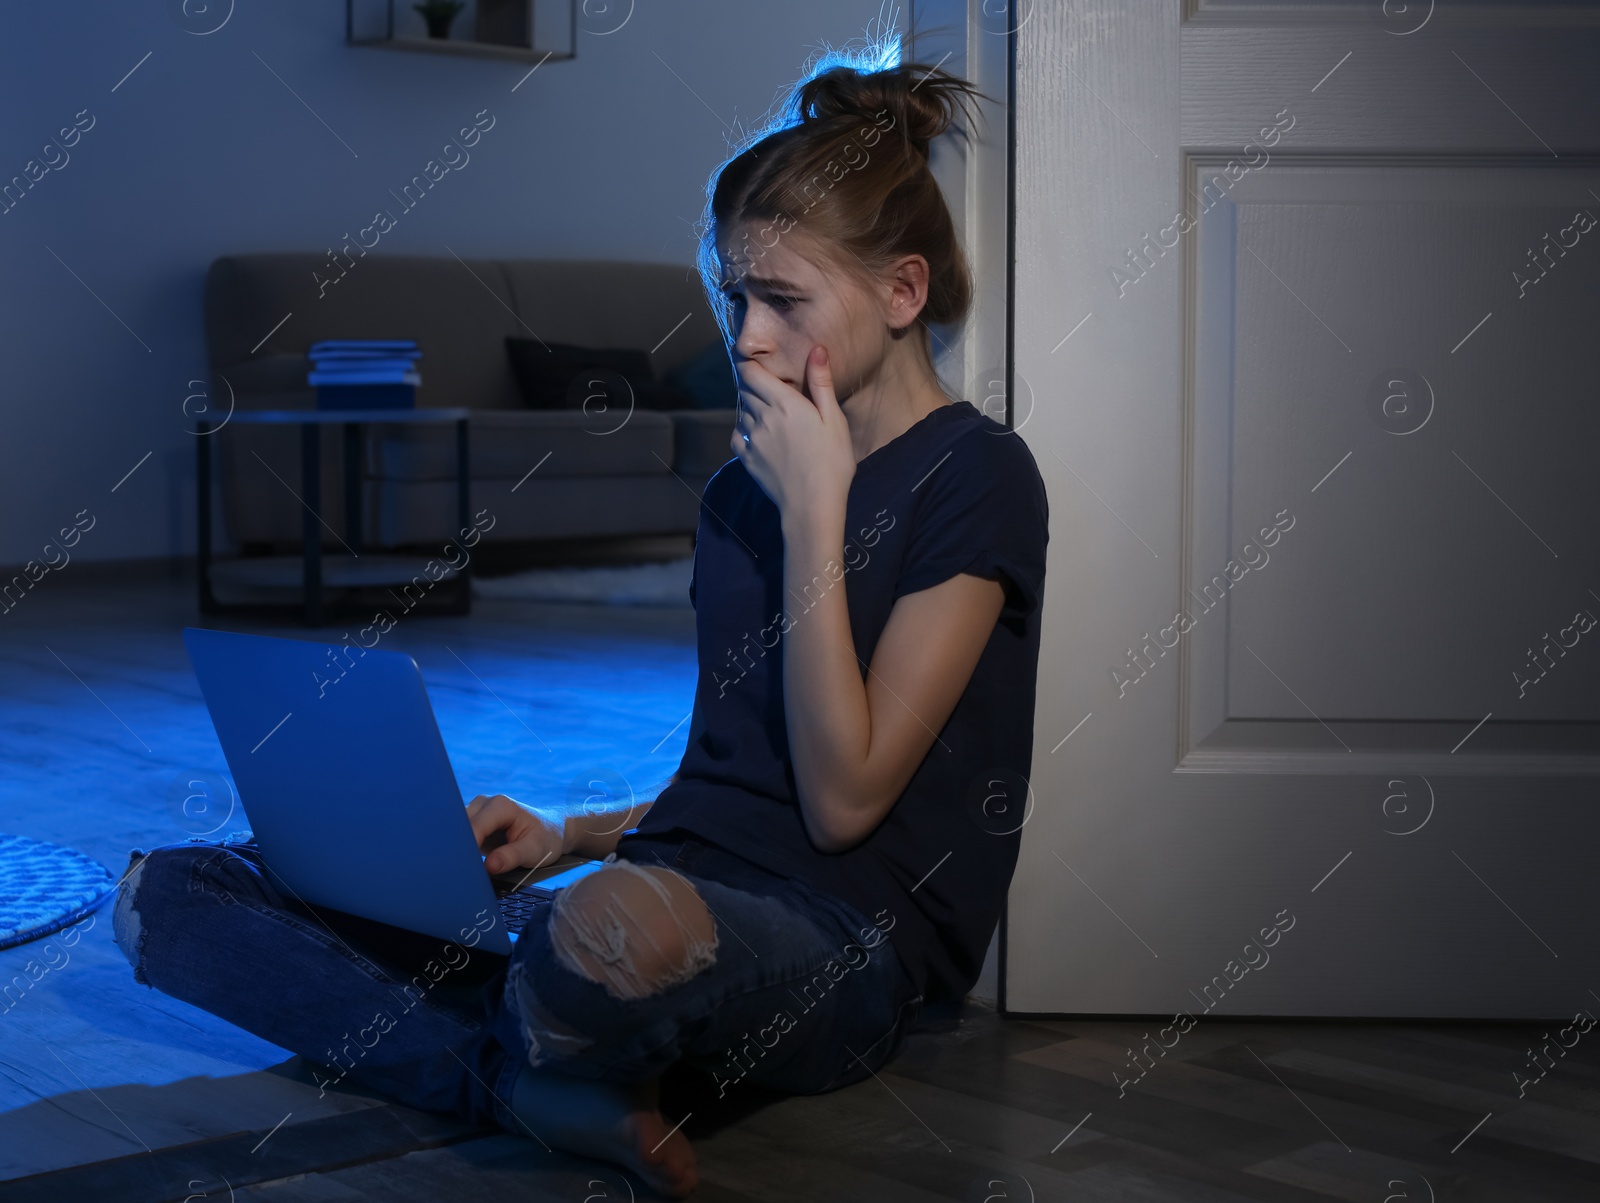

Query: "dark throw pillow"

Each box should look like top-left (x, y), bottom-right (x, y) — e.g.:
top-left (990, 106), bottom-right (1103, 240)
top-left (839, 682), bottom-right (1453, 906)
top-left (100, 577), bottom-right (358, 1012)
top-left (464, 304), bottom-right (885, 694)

top-left (505, 339), bottom-right (694, 412)
top-left (663, 339), bottom-right (738, 410)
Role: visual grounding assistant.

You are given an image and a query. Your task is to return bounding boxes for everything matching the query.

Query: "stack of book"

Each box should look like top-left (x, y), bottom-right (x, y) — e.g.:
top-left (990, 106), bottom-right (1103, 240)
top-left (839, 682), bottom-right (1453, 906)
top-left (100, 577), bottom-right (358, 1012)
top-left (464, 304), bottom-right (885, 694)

top-left (307, 340), bottom-right (422, 410)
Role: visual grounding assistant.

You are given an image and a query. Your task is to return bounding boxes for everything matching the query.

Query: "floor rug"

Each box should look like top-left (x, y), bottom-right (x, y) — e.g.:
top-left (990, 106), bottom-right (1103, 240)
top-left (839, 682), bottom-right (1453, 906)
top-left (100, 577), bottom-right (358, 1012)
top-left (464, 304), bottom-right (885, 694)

top-left (471, 556), bottom-right (694, 607)
top-left (0, 833), bottom-right (117, 950)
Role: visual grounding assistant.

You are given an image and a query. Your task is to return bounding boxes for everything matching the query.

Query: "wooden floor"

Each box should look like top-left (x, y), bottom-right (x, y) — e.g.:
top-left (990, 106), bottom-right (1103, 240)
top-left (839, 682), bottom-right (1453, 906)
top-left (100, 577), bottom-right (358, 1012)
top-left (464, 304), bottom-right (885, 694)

top-left (4, 1005), bottom-right (1598, 1202)
top-left (1, 572), bottom-right (1596, 1201)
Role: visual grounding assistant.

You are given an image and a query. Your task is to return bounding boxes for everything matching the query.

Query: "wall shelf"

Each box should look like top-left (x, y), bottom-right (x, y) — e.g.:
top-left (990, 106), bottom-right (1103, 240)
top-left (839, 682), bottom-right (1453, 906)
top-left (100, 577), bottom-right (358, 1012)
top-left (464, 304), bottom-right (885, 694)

top-left (352, 36), bottom-right (573, 64)
top-left (347, 0), bottom-right (575, 65)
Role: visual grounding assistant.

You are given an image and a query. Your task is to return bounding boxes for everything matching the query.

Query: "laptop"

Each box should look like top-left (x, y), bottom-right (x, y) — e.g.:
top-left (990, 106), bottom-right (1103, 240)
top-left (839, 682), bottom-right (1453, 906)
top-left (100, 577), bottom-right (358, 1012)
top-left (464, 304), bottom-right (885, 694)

top-left (182, 627), bottom-right (607, 956)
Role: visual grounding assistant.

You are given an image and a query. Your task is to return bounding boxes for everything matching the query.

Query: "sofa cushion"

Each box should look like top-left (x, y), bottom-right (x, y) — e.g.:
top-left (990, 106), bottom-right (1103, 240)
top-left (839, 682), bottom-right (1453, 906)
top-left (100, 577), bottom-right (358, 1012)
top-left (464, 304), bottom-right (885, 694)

top-left (668, 409), bottom-right (738, 476)
top-left (367, 410), bottom-right (677, 481)
top-left (373, 473), bottom-right (707, 545)
top-left (205, 253), bottom-right (526, 410)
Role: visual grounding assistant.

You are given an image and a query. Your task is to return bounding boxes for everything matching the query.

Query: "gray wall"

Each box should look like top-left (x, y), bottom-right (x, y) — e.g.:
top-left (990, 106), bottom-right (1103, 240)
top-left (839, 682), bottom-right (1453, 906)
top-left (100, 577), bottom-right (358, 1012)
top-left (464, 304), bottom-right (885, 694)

top-left (0, 0), bottom-right (895, 564)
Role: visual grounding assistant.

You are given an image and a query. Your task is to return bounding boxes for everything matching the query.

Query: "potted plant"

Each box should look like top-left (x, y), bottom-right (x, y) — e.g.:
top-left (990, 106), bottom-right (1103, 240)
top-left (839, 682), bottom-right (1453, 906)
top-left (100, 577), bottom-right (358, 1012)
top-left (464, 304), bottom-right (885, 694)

top-left (414, 0), bottom-right (465, 39)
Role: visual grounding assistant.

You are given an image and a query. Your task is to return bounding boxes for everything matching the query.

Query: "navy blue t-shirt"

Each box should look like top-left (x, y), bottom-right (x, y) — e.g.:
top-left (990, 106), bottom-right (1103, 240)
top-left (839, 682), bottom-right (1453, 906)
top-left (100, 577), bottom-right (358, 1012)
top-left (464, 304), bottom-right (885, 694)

top-left (620, 400), bottom-right (1049, 1005)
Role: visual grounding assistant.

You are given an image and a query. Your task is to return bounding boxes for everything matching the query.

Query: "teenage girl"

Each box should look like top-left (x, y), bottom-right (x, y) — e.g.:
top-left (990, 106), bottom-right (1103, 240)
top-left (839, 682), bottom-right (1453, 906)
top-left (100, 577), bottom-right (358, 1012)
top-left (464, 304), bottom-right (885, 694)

top-left (117, 57), bottom-right (1048, 1199)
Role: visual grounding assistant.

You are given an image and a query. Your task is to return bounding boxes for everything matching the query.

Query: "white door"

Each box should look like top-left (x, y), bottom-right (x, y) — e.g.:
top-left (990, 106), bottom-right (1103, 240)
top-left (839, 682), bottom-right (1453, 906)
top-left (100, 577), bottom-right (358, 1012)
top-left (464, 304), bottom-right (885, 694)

top-left (1009, 0), bottom-right (1600, 1016)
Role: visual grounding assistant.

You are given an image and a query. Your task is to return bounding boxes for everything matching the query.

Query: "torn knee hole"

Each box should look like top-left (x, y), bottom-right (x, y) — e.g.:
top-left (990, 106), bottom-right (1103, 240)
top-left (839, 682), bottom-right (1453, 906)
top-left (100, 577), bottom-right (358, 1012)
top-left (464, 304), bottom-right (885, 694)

top-left (547, 862), bottom-right (718, 1001)
top-left (112, 851), bottom-right (148, 979)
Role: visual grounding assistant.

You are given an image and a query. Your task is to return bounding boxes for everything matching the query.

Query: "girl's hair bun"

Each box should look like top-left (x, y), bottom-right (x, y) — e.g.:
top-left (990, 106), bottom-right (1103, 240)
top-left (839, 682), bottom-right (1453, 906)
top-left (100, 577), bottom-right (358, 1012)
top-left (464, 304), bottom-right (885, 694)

top-left (796, 61), bottom-right (978, 160)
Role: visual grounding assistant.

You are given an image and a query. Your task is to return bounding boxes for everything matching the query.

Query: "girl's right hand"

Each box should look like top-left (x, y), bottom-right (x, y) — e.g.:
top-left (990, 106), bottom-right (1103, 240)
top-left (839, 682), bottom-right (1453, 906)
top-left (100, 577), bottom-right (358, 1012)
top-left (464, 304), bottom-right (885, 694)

top-left (467, 793), bottom-right (568, 875)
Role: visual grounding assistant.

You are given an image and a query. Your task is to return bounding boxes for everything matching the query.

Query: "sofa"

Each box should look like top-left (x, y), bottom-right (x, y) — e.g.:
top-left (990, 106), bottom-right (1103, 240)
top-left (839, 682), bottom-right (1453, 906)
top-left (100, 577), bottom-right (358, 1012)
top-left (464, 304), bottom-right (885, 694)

top-left (203, 254), bottom-right (737, 552)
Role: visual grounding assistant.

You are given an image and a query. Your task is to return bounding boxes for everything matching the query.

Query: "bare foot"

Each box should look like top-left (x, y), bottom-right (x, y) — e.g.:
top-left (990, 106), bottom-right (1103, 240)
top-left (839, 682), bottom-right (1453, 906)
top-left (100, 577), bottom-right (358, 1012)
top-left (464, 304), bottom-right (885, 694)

top-left (510, 1069), bottom-right (698, 1197)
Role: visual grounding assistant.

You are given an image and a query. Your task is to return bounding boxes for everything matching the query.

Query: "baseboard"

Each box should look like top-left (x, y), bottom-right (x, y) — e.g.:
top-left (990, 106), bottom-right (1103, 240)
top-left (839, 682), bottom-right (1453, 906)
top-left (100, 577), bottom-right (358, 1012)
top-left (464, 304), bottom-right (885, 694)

top-left (0, 555), bottom-right (192, 587)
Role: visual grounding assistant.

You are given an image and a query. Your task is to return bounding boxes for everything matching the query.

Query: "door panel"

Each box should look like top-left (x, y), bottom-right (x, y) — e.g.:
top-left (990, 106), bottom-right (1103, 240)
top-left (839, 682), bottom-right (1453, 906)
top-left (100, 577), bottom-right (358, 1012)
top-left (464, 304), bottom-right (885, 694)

top-left (1009, 1), bottom-right (1600, 1015)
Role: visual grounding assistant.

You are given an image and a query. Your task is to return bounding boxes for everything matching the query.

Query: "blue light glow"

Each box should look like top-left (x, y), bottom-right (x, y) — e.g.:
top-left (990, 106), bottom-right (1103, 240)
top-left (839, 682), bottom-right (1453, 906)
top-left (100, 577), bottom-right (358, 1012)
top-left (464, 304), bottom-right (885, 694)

top-left (803, 28), bottom-right (903, 83)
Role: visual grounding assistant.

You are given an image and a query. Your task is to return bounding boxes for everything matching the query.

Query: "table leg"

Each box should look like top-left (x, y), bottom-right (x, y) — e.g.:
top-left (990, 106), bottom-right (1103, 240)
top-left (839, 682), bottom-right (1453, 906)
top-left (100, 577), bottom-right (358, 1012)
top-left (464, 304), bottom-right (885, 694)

top-left (343, 422), bottom-right (363, 555)
top-left (196, 419), bottom-right (215, 613)
top-left (455, 417), bottom-right (471, 614)
top-left (455, 418), bottom-right (471, 531)
top-left (302, 422), bottom-right (323, 626)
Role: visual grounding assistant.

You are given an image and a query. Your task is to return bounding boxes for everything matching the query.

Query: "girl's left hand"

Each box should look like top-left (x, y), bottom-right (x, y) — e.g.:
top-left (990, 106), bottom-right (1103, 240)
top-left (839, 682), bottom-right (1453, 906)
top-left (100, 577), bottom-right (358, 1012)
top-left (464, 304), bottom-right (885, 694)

top-left (731, 345), bottom-right (856, 522)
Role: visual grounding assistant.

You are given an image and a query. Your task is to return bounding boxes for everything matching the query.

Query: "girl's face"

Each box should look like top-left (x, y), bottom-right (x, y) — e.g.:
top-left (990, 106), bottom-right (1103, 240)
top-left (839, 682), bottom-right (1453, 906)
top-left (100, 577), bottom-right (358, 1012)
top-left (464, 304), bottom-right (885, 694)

top-left (717, 221), bottom-right (909, 404)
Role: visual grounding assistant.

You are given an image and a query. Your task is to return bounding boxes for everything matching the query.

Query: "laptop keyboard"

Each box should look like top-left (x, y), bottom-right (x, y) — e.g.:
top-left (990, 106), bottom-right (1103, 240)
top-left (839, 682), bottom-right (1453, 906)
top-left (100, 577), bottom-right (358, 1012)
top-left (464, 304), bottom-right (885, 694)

top-left (495, 886), bottom-right (547, 936)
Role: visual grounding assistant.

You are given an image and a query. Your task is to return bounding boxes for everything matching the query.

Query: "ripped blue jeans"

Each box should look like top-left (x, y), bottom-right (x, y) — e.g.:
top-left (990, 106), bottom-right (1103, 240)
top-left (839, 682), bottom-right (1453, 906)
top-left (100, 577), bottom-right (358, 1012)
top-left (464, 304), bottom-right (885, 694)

top-left (112, 833), bottom-right (924, 1132)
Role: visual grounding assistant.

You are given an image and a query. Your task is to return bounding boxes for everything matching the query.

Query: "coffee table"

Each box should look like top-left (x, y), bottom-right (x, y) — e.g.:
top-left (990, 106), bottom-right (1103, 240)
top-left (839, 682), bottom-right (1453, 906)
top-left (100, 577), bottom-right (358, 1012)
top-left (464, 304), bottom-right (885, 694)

top-left (195, 408), bottom-right (470, 625)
